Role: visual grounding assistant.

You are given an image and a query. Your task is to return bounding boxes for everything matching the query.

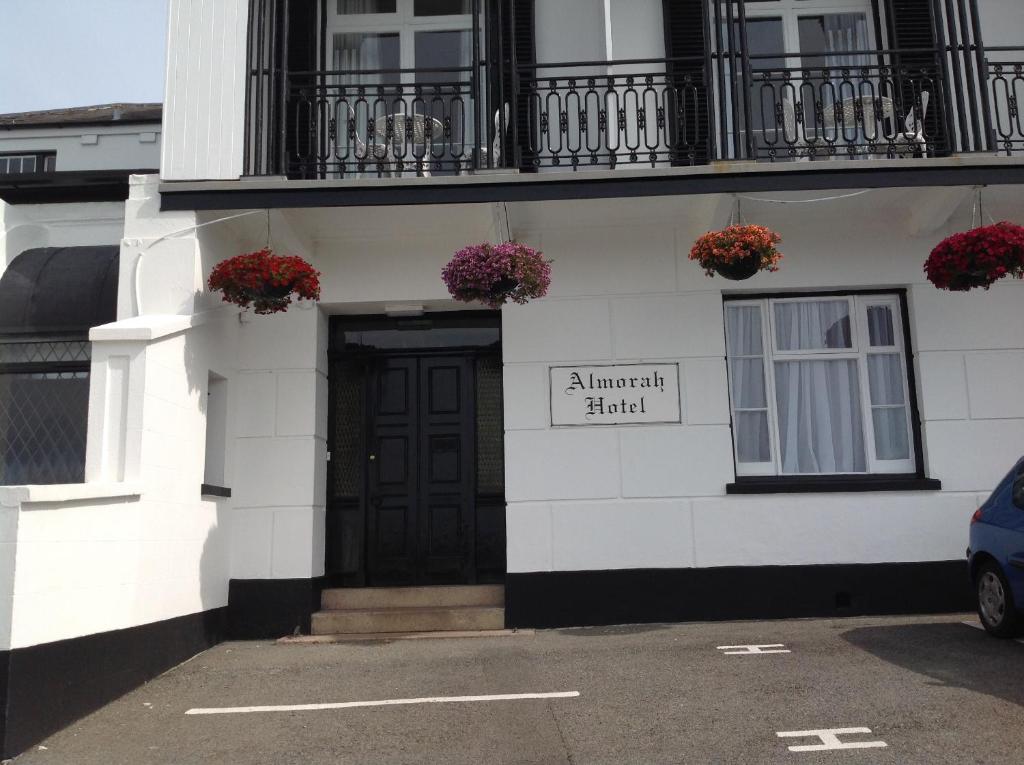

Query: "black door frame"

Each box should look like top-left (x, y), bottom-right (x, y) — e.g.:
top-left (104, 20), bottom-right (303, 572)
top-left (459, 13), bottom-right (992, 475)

top-left (325, 312), bottom-right (504, 588)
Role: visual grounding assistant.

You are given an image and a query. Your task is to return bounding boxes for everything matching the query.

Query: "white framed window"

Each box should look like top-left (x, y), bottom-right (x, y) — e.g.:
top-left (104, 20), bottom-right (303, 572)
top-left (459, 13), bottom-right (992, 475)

top-left (0, 152), bottom-right (56, 175)
top-left (326, 0), bottom-right (478, 172)
top-left (724, 292), bottom-right (917, 477)
top-left (327, 0), bottom-right (474, 82)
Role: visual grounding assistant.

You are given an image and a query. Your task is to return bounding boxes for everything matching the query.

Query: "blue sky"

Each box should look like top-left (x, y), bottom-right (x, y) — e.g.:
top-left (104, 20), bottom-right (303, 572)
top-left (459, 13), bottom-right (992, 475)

top-left (0, 0), bottom-right (169, 114)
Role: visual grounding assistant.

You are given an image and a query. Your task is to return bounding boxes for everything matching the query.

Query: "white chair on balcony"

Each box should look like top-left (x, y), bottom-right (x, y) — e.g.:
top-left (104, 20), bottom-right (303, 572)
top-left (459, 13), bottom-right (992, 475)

top-left (373, 113), bottom-right (446, 177)
top-left (465, 103), bottom-right (510, 172)
top-left (894, 90), bottom-right (930, 157)
top-left (823, 91), bottom-right (930, 158)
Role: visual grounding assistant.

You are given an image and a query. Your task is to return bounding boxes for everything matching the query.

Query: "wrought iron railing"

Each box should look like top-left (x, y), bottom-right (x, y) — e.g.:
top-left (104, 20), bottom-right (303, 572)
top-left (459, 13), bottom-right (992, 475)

top-left (243, 9), bottom-right (1024, 177)
top-left (985, 55), bottom-right (1024, 155)
top-left (286, 67), bottom-right (486, 178)
top-left (733, 53), bottom-right (945, 161)
top-left (517, 58), bottom-right (707, 169)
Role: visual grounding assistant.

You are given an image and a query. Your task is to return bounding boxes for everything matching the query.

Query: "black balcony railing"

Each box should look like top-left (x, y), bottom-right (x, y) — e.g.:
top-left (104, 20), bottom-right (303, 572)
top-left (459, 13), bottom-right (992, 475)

top-left (517, 59), bottom-right (706, 169)
top-left (244, 2), bottom-right (1024, 178)
top-left (987, 56), bottom-right (1024, 155)
top-left (735, 53), bottom-right (946, 161)
top-left (287, 68), bottom-right (481, 178)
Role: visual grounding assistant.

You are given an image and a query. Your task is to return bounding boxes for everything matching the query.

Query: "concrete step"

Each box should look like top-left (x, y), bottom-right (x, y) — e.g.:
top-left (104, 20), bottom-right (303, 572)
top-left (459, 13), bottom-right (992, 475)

top-left (320, 584), bottom-right (504, 611)
top-left (311, 606), bottom-right (506, 635)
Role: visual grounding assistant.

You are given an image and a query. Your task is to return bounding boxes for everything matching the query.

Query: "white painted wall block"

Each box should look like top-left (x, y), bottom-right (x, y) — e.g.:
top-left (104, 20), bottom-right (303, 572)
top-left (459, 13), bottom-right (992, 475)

top-left (503, 299), bottom-right (613, 363)
top-left (506, 503), bottom-right (553, 572)
top-left (505, 429), bottom-right (621, 502)
top-left (551, 500), bottom-right (694, 571)
top-left (611, 293), bottom-right (725, 360)
top-left (692, 493), bottom-right (976, 568)
top-left (965, 351), bottom-right (1024, 420)
top-left (620, 426), bottom-right (734, 498)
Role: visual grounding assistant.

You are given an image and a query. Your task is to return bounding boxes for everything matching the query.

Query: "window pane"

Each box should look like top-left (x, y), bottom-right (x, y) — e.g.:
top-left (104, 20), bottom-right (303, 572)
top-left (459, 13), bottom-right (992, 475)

top-left (414, 0), bottom-right (471, 15)
top-left (866, 305), bottom-right (895, 347)
top-left (775, 359), bottom-right (866, 473)
top-left (730, 358), bottom-right (767, 408)
top-left (736, 411), bottom-right (771, 463)
top-left (337, 0), bottom-right (396, 13)
top-left (797, 13), bottom-right (870, 69)
top-left (0, 371), bottom-right (89, 485)
top-left (872, 408), bottom-right (910, 460)
top-left (415, 29), bottom-right (471, 74)
top-left (774, 300), bottom-right (852, 350)
top-left (867, 354), bottom-right (905, 406)
top-left (333, 32), bottom-right (400, 72)
top-left (726, 305), bottom-right (763, 356)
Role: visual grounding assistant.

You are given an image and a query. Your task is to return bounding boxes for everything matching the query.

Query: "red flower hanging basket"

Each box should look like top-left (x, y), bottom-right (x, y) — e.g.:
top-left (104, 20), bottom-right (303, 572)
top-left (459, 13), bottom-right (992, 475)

top-left (689, 224), bottom-right (783, 280)
top-left (924, 221), bottom-right (1024, 291)
top-left (208, 248), bottom-right (321, 314)
top-left (442, 241), bottom-right (551, 309)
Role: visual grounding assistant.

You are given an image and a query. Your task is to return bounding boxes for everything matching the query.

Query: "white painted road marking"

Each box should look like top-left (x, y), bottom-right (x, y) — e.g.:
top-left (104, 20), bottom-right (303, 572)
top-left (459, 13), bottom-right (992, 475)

top-left (717, 644), bottom-right (791, 655)
top-left (185, 691), bottom-right (580, 716)
top-left (961, 620), bottom-right (1024, 644)
top-left (777, 727), bottom-right (887, 752)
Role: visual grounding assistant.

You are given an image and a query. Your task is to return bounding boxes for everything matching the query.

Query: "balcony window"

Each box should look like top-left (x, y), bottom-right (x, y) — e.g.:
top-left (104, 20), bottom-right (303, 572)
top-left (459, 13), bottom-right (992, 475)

top-left (325, 0), bottom-right (475, 175)
top-left (724, 293), bottom-right (916, 477)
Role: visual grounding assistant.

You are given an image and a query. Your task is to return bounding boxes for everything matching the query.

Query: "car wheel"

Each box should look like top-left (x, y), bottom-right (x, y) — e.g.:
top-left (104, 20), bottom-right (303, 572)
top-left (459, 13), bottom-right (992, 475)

top-left (976, 561), bottom-right (1021, 638)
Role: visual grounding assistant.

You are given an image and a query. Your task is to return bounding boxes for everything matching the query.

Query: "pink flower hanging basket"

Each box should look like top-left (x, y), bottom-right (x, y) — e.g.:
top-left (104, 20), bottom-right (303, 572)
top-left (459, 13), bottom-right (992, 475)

top-left (442, 241), bottom-right (551, 309)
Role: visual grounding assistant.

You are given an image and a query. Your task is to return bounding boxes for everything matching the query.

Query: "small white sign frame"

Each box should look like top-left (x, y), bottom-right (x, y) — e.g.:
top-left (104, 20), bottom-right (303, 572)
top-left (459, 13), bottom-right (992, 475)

top-left (549, 363), bottom-right (682, 427)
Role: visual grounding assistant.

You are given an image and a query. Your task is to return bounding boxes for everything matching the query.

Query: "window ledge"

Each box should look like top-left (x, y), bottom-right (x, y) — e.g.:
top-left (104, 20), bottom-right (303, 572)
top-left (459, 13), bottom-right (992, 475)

top-left (0, 482), bottom-right (142, 507)
top-left (726, 476), bottom-right (942, 495)
top-left (201, 484), bottom-right (231, 499)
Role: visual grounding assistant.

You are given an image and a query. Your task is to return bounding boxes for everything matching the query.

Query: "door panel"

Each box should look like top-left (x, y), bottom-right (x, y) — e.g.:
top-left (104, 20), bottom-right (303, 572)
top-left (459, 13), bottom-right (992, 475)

top-left (418, 356), bottom-right (475, 582)
top-left (365, 354), bottom-right (475, 585)
top-left (367, 356), bottom-right (419, 584)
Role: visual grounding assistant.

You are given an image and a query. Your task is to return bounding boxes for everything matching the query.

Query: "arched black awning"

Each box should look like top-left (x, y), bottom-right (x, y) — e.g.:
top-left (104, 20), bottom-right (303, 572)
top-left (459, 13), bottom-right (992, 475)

top-left (0, 246), bottom-right (119, 334)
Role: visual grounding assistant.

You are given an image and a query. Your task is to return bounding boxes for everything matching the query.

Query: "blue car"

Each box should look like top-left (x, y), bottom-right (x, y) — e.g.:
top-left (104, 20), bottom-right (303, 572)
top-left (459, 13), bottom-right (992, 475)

top-left (969, 456), bottom-right (1024, 637)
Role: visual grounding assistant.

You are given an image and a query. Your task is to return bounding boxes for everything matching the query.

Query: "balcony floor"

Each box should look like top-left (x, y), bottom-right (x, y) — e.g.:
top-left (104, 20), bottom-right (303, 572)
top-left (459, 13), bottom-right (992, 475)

top-left (159, 155), bottom-right (1024, 211)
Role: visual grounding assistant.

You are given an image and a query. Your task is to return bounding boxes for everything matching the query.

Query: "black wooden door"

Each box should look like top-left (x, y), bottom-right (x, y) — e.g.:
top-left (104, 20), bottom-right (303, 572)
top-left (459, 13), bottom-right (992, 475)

top-left (366, 354), bottom-right (475, 585)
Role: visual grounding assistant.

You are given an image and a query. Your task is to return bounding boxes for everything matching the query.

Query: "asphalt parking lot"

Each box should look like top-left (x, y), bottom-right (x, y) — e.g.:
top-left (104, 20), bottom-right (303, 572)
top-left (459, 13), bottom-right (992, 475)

top-left (11, 613), bottom-right (1024, 764)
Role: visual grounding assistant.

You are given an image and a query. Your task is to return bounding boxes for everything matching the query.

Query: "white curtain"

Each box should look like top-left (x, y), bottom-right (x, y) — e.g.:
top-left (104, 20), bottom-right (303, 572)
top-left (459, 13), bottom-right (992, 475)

top-left (726, 306), bottom-right (770, 464)
top-left (823, 13), bottom-right (870, 70)
top-left (775, 359), bottom-right (866, 473)
top-left (774, 300), bottom-right (852, 350)
top-left (866, 304), bottom-right (895, 346)
top-left (867, 353), bottom-right (910, 460)
top-left (333, 33), bottom-right (385, 79)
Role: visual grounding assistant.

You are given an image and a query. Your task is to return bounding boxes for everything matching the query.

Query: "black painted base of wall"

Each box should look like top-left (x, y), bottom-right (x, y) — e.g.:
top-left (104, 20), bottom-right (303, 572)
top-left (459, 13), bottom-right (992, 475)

top-left (227, 577), bottom-right (325, 639)
top-left (506, 561), bottom-right (972, 629)
top-left (0, 607), bottom-right (226, 759)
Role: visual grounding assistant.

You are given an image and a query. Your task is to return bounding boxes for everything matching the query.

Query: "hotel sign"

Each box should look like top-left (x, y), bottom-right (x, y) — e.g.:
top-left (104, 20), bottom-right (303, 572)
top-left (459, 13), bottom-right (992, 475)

top-left (549, 363), bottom-right (681, 426)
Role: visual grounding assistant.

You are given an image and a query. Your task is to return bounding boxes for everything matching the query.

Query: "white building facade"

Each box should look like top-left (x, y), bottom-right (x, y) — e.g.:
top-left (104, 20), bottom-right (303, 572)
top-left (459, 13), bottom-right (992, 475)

top-left (0, 0), bottom-right (1023, 756)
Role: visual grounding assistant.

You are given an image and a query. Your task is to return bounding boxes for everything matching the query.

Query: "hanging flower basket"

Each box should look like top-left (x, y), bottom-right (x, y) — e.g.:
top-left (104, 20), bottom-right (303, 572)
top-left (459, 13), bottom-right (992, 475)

top-left (924, 221), bottom-right (1024, 291)
top-left (442, 241), bottom-right (551, 309)
top-left (689, 224), bottom-right (783, 280)
top-left (208, 248), bottom-right (321, 314)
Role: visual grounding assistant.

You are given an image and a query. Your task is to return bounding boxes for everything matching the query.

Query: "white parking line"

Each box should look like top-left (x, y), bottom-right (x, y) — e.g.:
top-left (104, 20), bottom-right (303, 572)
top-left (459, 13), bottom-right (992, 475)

top-left (717, 644), bottom-right (791, 655)
top-left (777, 727), bottom-right (887, 752)
top-left (961, 620), bottom-right (1024, 644)
top-left (185, 691), bottom-right (580, 716)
